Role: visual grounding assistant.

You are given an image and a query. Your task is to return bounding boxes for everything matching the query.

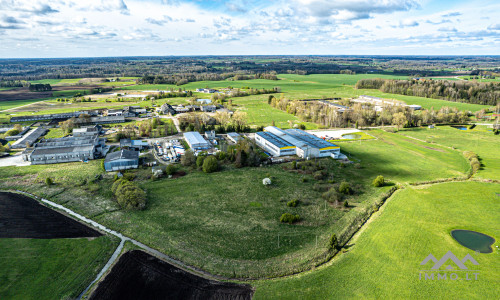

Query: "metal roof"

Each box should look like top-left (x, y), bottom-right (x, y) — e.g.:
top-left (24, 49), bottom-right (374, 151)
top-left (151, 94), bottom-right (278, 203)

top-left (31, 145), bottom-right (95, 155)
top-left (105, 149), bottom-right (139, 162)
top-left (285, 129), bottom-right (338, 149)
top-left (256, 131), bottom-right (293, 148)
top-left (183, 131), bottom-right (210, 147)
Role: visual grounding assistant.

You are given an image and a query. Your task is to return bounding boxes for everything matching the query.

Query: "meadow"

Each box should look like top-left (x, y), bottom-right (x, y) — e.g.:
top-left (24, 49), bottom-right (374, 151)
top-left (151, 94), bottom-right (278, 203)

top-left (0, 236), bottom-right (118, 300)
top-left (398, 126), bottom-right (500, 180)
top-left (253, 181), bottom-right (500, 299)
top-left (0, 130), bottom-right (470, 278)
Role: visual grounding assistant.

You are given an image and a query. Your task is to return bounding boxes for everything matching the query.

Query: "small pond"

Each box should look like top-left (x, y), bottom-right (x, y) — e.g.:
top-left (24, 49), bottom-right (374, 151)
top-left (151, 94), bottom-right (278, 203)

top-left (451, 126), bottom-right (467, 131)
top-left (451, 229), bottom-right (495, 253)
top-left (342, 133), bottom-right (362, 139)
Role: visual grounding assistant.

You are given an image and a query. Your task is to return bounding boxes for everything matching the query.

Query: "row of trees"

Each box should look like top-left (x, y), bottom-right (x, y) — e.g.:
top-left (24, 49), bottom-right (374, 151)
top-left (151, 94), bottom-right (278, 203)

top-left (178, 111), bottom-right (250, 133)
top-left (28, 83), bottom-right (52, 92)
top-left (181, 139), bottom-right (263, 169)
top-left (355, 78), bottom-right (500, 106)
top-left (269, 95), bottom-right (470, 129)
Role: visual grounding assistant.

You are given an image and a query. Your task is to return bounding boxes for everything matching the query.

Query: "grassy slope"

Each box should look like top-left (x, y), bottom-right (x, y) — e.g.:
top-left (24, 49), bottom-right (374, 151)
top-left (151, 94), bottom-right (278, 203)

top-left (254, 182), bottom-right (500, 299)
top-left (0, 130), bottom-right (469, 278)
top-left (398, 126), bottom-right (500, 180)
top-left (0, 236), bottom-right (118, 300)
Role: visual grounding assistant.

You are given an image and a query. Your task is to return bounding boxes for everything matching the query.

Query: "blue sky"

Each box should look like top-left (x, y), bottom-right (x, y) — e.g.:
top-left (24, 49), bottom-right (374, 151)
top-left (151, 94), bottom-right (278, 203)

top-left (0, 0), bottom-right (498, 57)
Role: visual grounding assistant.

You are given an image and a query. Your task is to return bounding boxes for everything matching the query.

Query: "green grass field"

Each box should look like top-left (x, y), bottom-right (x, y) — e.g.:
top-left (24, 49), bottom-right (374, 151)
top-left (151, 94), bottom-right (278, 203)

top-left (253, 181), bottom-right (500, 299)
top-left (0, 99), bottom-right (49, 111)
top-left (0, 130), bottom-right (470, 279)
top-left (0, 236), bottom-right (118, 300)
top-left (398, 126), bottom-right (500, 180)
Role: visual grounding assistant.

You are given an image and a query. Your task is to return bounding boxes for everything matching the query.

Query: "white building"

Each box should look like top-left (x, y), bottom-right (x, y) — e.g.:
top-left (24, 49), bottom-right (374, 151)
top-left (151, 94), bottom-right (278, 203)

top-left (255, 126), bottom-right (340, 158)
top-left (183, 131), bottom-right (211, 150)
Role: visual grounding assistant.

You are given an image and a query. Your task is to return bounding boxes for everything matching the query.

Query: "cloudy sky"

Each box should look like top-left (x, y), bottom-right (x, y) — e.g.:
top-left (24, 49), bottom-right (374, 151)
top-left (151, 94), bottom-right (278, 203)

top-left (0, 0), bottom-right (499, 57)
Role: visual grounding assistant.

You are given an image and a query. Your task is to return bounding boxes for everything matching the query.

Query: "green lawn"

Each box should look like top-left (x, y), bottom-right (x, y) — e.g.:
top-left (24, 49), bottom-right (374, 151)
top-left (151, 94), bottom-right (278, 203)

top-left (398, 126), bottom-right (500, 180)
top-left (0, 236), bottom-right (118, 300)
top-left (253, 181), bottom-right (500, 299)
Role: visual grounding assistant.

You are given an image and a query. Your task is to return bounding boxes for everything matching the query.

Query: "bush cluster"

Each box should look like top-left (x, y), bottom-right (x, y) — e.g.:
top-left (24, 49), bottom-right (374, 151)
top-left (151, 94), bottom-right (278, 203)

top-left (287, 199), bottom-right (299, 207)
top-left (112, 179), bottom-right (146, 210)
top-left (338, 181), bottom-right (352, 195)
top-left (372, 175), bottom-right (385, 187)
top-left (463, 151), bottom-right (481, 174)
top-left (280, 213), bottom-right (300, 224)
top-left (202, 156), bottom-right (219, 173)
top-left (322, 188), bottom-right (344, 204)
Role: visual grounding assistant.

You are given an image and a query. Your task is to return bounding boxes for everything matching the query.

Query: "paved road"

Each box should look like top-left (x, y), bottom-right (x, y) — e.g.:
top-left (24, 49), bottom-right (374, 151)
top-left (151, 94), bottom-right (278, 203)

top-left (0, 153), bottom-right (30, 167)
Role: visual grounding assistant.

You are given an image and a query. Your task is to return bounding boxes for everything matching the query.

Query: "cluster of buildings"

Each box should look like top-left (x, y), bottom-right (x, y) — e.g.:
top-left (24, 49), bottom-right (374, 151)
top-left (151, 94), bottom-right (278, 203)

top-left (10, 111), bottom-right (125, 124)
top-left (352, 95), bottom-right (422, 111)
top-left (196, 88), bottom-right (218, 94)
top-left (255, 126), bottom-right (340, 159)
top-left (105, 106), bottom-right (148, 117)
top-left (158, 103), bottom-right (220, 115)
top-left (22, 125), bottom-right (107, 164)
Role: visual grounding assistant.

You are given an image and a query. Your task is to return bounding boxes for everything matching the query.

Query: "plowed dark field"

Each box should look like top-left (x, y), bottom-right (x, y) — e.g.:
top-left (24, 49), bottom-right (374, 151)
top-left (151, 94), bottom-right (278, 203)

top-left (0, 191), bottom-right (101, 238)
top-left (90, 250), bottom-right (254, 300)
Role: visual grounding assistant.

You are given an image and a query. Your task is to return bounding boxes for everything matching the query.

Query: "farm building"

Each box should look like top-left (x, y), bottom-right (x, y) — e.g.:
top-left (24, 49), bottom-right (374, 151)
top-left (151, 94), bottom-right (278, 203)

top-left (5, 126), bottom-right (31, 141)
top-left (120, 139), bottom-right (149, 151)
top-left (22, 134), bottom-right (106, 164)
top-left (9, 111), bottom-right (98, 123)
top-left (104, 149), bottom-right (139, 172)
top-left (11, 127), bottom-right (48, 149)
top-left (255, 126), bottom-right (340, 158)
top-left (73, 125), bottom-right (102, 137)
top-left (201, 105), bottom-right (217, 112)
top-left (183, 131), bottom-right (211, 150)
top-left (227, 132), bottom-right (243, 143)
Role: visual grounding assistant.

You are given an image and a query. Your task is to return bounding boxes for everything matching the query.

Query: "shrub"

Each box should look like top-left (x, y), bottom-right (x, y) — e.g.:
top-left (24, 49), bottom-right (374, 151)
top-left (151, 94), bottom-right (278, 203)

top-left (339, 181), bottom-right (352, 195)
top-left (111, 178), bottom-right (128, 194)
top-left (5, 129), bottom-right (20, 136)
top-left (343, 200), bottom-right (349, 208)
top-left (115, 182), bottom-right (146, 210)
top-left (322, 188), bottom-right (344, 204)
top-left (202, 156), bottom-right (219, 173)
top-left (165, 164), bottom-right (177, 176)
top-left (328, 233), bottom-right (339, 250)
top-left (196, 155), bottom-right (206, 168)
top-left (301, 177), bottom-right (308, 183)
top-left (313, 170), bottom-right (326, 180)
top-left (280, 213), bottom-right (300, 224)
top-left (262, 178), bottom-right (272, 185)
top-left (45, 177), bottom-right (53, 186)
top-left (372, 175), bottom-right (385, 187)
top-left (181, 150), bottom-right (196, 166)
top-left (291, 160), bottom-right (297, 169)
top-left (287, 199), bottom-right (299, 207)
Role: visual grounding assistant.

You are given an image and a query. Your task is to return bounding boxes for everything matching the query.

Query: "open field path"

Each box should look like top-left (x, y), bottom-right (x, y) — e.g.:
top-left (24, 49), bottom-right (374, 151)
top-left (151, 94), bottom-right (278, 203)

top-left (12, 190), bottom-right (232, 299)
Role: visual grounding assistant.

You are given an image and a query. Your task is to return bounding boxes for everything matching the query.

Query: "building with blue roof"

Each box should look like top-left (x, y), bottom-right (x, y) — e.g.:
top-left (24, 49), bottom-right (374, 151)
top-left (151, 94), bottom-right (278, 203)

top-left (183, 131), bottom-right (211, 150)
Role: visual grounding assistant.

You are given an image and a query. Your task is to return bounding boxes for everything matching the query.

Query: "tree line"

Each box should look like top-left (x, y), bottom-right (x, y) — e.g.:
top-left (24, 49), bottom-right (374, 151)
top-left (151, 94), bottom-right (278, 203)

top-left (269, 95), bottom-right (471, 129)
top-left (355, 78), bottom-right (500, 106)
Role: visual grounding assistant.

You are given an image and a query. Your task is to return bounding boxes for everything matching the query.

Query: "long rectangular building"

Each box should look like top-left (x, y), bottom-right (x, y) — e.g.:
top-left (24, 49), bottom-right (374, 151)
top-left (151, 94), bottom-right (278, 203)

top-left (22, 134), bottom-right (106, 164)
top-left (183, 131), bottom-right (211, 150)
top-left (255, 126), bottom-right (340, 158)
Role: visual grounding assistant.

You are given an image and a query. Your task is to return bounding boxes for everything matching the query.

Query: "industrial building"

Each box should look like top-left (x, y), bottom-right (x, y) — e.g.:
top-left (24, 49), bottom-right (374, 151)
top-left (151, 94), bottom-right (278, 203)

top-left (255, 126), bottom-right (340, 158)
top-left (183, 131), bottom-right (211, 150)
top-left (104, 149), bottom-right (139, 172)
top-left (10, 111), bottom-right (98, 123)
top-left (22, 134), bottom-right (106, 164)
top-left (73, 125), bottom-right (102, 137)
top-left (226, 132), bottom-right (242, 143)
top-left (11, 127), bottom-right (48, 149)
top-left (120, 139), bottom-right (149, 151)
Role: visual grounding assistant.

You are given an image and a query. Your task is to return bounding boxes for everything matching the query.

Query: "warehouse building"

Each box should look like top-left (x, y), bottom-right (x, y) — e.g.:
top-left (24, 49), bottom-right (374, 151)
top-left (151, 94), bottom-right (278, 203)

top-left (120, 138), bottom-right (149, 151)
top-left (255, 126), bottom-right (340, 158)
top-left (11, 127), bottom-right (48, 149)
top-left (183, 131), bottom-right (211, 150)
top-left (22, 134), bottom-right (106, 164)
top-left (73, 125), bottom-right (102, 137)
top-left (104, 149), bottom-right (139, 172)
top-left (226, 132), bottom-right (242, 143)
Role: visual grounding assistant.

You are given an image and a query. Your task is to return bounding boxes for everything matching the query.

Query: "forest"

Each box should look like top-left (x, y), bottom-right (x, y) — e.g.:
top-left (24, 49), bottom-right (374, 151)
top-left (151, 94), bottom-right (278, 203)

top-left (355, 78), bottom-right (500, 106)
top-left (1, 56), bottom-right (499, 82)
